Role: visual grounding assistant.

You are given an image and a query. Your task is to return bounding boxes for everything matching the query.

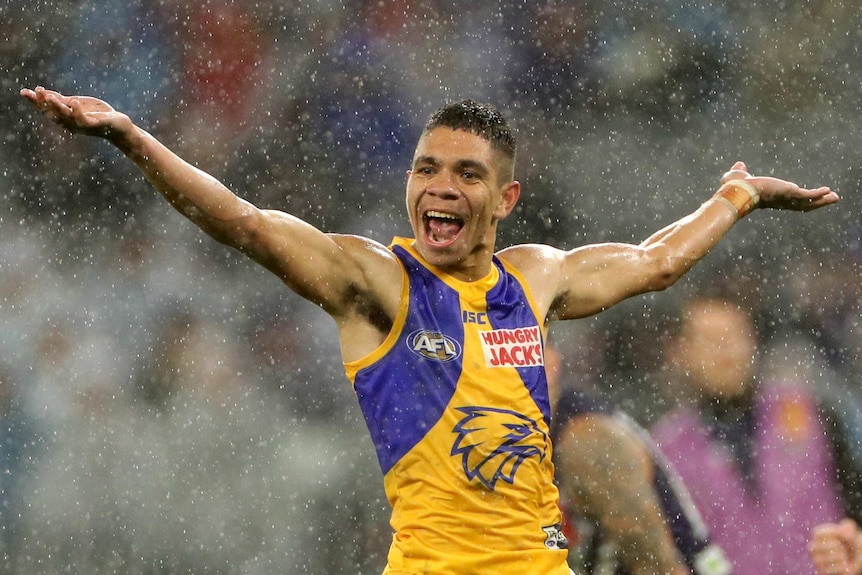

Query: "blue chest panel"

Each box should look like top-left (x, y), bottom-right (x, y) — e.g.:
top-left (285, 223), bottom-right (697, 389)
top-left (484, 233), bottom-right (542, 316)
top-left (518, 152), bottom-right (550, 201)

top-left (353, 245), bottom-right (549, 475)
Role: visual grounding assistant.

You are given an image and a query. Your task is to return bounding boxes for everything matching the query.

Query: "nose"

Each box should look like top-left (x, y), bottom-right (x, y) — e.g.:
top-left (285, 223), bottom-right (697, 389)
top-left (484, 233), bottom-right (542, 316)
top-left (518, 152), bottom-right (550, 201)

top-left (427, 170), bottom-right (460, 200)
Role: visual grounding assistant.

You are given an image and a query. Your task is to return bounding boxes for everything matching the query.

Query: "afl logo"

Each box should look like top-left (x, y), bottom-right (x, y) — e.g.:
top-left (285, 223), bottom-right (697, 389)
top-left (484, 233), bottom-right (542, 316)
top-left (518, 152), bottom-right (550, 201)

top-left (407, 329), bottom-right (462, 362)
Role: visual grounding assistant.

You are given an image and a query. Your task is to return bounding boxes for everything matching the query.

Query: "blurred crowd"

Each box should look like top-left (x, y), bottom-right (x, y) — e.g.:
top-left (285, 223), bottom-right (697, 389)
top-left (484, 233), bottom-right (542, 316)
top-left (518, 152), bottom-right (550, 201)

top-left (1, 0), bottom-right (861, 573)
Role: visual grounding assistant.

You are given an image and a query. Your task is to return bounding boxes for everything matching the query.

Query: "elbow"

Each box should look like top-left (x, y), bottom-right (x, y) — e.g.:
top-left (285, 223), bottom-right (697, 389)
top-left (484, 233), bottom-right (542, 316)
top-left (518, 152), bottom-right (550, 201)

top-left (200, 211), bottom-right (262, 251)
top-left (645, 254), bottom-right (688, 292)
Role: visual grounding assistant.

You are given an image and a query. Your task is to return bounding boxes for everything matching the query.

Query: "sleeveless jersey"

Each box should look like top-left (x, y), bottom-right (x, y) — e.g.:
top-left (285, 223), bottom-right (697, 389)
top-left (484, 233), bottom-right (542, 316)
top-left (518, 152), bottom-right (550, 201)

top-left (553, 390), bottom-right (731, 575)
top-left (344, 238), bottom-right (569, 575)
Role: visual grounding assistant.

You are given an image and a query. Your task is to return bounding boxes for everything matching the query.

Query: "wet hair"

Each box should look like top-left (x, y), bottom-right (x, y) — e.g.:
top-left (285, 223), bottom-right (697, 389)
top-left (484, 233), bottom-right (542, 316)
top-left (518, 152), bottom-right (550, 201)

top-left (423, 99), bottom-right (517, 163)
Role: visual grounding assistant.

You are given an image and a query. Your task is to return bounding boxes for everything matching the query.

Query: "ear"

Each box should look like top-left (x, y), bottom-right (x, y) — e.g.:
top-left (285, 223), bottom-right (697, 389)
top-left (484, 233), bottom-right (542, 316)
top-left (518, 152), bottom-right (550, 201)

top-left (493, 180), bottom-right (521, 220)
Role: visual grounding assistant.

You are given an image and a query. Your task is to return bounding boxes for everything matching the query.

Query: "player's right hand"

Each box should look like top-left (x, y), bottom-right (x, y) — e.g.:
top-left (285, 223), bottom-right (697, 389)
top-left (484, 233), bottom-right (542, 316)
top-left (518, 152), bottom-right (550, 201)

top-left (20, 86), bottom-right (133, 139)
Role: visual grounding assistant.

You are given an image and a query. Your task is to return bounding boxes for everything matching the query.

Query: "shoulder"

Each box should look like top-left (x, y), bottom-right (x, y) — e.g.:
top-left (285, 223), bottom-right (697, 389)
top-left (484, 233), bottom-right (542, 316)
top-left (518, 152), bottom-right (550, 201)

top-left (556, 411), bottom-right (652, 484)
top-left (328, 233), bottom-right (405, 318)
top-left (330, 233), bottom-right (394, 256)
top-left (497, 243), bottom-right (564, 267)
top-left (329, 234), bottom-right (402, 275)
top-left (558, 411), bottom-right (642, 456)
top-left (496, 244), bottom-right (566, 309)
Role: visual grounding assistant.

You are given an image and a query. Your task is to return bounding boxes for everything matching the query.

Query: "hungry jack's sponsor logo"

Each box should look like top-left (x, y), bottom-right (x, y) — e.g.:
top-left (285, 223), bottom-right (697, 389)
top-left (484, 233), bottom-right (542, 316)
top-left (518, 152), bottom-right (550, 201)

top-left (479, 326), bottom-right (544, 368)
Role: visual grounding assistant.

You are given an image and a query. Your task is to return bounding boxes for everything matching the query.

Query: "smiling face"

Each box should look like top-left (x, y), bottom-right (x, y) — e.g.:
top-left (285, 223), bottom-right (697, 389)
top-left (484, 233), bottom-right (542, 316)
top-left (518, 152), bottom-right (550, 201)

top-left (406, 127), bottom-right (520, 280)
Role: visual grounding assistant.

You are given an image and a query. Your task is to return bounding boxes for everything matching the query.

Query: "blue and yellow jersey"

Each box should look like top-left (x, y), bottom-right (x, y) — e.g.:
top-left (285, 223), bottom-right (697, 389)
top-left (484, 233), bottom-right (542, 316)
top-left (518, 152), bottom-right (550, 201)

top-left (345, 238), bottom-right (569, 575)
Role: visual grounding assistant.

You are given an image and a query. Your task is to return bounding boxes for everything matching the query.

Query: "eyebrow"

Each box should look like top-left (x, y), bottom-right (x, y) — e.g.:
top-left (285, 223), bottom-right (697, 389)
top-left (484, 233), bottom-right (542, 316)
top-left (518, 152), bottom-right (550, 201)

top-left (455, 159), bottom-right (490, 176)
top-left (412, 155), bottom-right (441, 168)
top-left (412, 155), bottom-right (490, 177)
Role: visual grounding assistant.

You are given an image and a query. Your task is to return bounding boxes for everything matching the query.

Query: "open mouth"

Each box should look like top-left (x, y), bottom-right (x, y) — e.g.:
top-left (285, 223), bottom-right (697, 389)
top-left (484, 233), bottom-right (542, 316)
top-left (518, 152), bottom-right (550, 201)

top-left (424, 210), bottom-right (464, 246)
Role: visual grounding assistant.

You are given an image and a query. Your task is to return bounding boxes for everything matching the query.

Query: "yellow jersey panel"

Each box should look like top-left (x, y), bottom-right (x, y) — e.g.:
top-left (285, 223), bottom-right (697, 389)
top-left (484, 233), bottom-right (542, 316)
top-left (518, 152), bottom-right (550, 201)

top-left (347, 238), bottom-right (568, 574)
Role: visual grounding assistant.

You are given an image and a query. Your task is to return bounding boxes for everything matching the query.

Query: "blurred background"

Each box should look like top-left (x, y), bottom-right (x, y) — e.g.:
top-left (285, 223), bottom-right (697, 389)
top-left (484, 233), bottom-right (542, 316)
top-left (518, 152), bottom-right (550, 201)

top-left (0, 0), bottom-right (860, 573)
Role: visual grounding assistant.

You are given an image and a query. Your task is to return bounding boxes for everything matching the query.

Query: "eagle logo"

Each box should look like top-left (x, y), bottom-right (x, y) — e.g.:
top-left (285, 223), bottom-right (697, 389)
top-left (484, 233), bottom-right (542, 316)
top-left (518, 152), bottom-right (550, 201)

top-left (451, 406), bottom-right (548, 490)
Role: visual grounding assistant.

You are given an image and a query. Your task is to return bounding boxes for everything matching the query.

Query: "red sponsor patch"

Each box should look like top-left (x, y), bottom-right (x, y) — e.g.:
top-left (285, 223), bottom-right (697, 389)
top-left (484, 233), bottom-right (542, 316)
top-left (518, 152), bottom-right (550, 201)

top-left (479, 326), bottom-right (544, 368)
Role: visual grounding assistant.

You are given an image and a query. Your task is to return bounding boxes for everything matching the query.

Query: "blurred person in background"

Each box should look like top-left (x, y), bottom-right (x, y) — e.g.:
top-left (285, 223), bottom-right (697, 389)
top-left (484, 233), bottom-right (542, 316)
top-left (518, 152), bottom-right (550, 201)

top-left (651, 293), bottom-right (862, 575)
top-left (546, 343), bottom-right (731, 575)
top-left (21, 84), bottom-right (837, 575)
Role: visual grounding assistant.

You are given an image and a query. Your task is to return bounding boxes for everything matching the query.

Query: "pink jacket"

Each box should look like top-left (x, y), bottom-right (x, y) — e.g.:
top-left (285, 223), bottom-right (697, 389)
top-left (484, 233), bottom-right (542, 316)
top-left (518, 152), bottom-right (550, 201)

top-left (652, 382), bottom-right (842, 575)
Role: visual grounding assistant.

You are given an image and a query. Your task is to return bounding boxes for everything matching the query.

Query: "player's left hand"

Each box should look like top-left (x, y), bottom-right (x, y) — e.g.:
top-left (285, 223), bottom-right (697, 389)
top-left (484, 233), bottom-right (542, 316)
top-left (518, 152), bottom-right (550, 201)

top-left (721, 161), bottom-right (839, 212)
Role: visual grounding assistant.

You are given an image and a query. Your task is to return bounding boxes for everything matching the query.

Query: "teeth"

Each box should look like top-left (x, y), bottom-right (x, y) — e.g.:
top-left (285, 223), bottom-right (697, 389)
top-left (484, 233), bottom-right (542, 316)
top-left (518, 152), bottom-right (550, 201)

top-left (426, 211), bottom-right (459, 220)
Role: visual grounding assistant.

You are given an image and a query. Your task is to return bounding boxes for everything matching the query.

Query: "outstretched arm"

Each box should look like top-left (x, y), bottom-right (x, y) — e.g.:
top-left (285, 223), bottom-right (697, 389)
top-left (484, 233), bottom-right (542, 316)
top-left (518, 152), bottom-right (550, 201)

top-left (809, 519), bottom-right (862, 575)
top-left (20, 87), bottom-right (400, 327)
top-left (22, 87), bottom-right (255, 235)
top-left (556, 413), bottom-right (692, 575)
top-left (512, 162), bottom-right (839, 321)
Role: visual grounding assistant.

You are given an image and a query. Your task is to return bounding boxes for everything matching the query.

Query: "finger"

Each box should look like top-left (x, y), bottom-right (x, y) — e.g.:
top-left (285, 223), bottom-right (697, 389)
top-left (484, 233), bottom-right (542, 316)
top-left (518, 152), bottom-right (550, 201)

top-left (35, 86), bottom-right (65, 99)
top-left (42, 94), bottom-right (71, 117)
top-left (67, 97), bottom-right (81, 116)
top-left (67, 99), bottom-right (92, 126)
top-left (31, 88), bottom-right (68, 113)
top-left (810, 544), bottom-right (852, 575)
top-left (810, 528), bottom-right (842, 544)
top-left (33, 86), bottom-right (50, 106)
top-left (800, 191), bottom-right (840, 211)
top-left (721, 161), bottom-right (751, 184)
top-left (34, 90), bottom-right (60, 114)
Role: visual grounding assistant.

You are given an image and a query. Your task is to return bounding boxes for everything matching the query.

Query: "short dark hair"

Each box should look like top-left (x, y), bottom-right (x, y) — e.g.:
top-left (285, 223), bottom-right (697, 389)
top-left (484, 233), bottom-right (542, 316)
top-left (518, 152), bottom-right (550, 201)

top-left (423, 99), bottom-right (517, 163)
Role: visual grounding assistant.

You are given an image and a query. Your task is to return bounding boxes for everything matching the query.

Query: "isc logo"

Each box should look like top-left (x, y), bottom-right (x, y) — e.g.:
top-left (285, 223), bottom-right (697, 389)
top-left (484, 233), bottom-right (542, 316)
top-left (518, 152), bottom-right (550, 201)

top-left (407, 329), bottom-right (462, 362)
top-left (462, 310), bottom-right (487, 325)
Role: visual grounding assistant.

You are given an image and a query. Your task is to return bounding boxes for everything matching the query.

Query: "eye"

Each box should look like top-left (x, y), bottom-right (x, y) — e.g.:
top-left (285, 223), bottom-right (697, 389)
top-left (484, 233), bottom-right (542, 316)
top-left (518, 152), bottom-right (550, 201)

top-left (462, 171), bottom-right (478, 180)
